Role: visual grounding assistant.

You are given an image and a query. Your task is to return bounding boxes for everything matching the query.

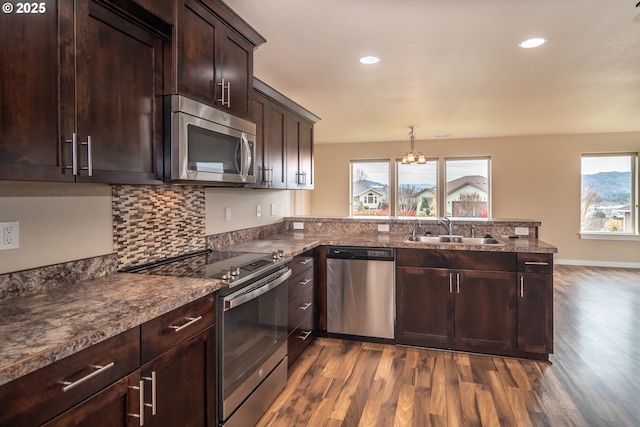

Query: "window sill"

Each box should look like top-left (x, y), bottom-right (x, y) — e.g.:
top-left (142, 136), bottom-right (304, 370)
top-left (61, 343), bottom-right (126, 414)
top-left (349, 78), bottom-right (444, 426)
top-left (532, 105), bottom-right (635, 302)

top-left (580, 233), bottom-right (640, 242)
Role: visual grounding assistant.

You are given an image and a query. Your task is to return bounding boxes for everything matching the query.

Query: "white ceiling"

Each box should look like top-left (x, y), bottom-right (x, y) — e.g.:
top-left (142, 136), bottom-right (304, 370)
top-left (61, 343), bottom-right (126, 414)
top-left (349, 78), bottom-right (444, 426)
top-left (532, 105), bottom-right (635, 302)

top-left (225, 0), bottom-right (640, 144)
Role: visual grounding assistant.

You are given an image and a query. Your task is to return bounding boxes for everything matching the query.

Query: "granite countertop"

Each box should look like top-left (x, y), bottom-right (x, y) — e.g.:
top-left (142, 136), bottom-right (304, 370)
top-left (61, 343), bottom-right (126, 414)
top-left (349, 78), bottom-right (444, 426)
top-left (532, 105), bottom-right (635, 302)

top-left (1, 230), bottom-right (555, 388)
top-left (223, 231), bottom-right (558, 254)
top-left (0, 273), bottom-right (224, 387)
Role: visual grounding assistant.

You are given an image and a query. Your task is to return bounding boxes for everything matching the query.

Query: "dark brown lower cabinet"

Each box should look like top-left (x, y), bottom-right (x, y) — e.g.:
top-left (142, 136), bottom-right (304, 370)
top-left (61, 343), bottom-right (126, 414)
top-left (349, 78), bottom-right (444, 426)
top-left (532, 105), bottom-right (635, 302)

top-left (396, 248), bottom-right (551, 360)
top-left (42, 371), bottom-right (141, 427)
top-left (141, 327), bottom-right (216, 427)
top-left (396, 266), bottom-right (516, 354)
top-left (287, 251), bottom-right (316, 366)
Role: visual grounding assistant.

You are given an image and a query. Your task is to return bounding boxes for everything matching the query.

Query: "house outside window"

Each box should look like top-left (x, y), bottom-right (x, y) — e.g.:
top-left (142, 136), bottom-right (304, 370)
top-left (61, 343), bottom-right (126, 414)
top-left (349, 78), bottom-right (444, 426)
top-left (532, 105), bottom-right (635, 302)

top-left (351, 160), bottom-right (390, 216)
top-left (396, 160), bottom-right (438, 217)
top-left (445, 158), bottom-right (491, 217)
top-left (581, 153), bottom-right (638, 237)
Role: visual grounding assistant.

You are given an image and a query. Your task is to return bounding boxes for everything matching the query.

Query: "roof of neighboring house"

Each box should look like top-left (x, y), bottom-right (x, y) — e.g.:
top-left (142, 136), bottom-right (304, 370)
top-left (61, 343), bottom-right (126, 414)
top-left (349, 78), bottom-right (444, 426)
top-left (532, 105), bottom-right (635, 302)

top-left (446, 175), bottom-right (488, 195)
top-left (353, 182), bottom-right (387, 199)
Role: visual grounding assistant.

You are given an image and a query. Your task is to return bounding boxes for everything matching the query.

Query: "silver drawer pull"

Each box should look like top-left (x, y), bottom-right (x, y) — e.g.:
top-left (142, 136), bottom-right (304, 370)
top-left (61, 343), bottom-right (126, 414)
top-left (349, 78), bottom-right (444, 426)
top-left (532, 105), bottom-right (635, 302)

top-left (142, 371), bottom-right (157, 415)
top-left (128, 380), bottom-right (145, 426)
top-left (168, 316), bottom-right (202, 332)
top-left (298, 278), bottom-right (311, 286)
top-left (524, 261), bottom-right (549, 266)
top-left (62, 361), bottom-right (115, 392)
top-left (298, 258), bottom-right (312, 265)
top-left (298, 330), bottom-right (312, 340)
top-left (298, 302), bottom-right (312, 311)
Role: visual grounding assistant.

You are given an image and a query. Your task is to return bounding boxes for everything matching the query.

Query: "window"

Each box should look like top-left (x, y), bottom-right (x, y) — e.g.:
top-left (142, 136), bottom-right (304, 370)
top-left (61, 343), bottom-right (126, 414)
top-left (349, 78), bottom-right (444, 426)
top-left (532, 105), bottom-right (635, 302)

top-left (445, 158), bottom-right (490, 217)
top-left (396, 160), bottom-right (438, 217)
top-left (351, 160), bottom-right (390, 216)
top-left (581, 154), bottom-right (637, 236)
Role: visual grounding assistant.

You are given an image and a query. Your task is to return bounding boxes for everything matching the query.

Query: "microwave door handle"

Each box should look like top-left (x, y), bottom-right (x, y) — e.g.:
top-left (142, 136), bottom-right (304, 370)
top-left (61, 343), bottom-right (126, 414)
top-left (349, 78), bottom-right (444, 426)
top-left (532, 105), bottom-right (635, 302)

top-left (240, 132), bottom-right (251, 181)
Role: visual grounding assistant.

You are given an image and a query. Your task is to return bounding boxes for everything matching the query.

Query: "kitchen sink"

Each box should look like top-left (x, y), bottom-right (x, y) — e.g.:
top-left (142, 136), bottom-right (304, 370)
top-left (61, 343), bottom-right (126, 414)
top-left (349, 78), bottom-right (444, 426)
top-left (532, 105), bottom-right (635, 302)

top-left (405, 235), bottom-right (503, 245)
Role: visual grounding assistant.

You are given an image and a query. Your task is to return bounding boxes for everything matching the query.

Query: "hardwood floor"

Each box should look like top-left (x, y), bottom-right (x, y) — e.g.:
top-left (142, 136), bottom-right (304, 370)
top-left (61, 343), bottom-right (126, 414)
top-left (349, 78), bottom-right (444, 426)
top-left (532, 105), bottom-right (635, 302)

top-left (258, 266), bottom-right (640, 427)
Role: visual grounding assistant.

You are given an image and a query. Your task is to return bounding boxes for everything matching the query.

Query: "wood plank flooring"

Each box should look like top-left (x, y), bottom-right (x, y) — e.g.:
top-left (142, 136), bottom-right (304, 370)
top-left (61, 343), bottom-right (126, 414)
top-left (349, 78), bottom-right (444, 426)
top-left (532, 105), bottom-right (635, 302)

top-left (257, 265), bottom-right (640, 427)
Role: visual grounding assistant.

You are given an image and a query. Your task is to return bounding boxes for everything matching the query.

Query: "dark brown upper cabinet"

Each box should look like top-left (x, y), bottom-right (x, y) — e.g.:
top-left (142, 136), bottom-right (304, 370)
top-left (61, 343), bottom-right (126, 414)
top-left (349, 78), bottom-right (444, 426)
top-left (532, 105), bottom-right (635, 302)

top-left (0, 0), bottom-right (169, 184)
top-left (172, 0), bottom-right (265, 120)
top-left (250, 78), bottom-right (320, 190)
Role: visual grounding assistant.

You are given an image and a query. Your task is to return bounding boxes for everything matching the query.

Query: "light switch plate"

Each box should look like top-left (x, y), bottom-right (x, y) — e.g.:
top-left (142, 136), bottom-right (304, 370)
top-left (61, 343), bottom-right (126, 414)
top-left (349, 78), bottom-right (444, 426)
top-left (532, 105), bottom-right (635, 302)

top-left (515, 227), bottom-right (529, 236)
top-left (225, 208), bottom-right (231, 222)
top-left (378, 224), bottom-right (390, 232)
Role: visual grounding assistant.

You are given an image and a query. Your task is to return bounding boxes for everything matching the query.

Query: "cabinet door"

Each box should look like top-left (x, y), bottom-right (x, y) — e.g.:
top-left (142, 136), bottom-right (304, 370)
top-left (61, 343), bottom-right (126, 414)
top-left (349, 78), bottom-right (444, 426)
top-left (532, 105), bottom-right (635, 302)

top-left (455, 270), bottom-right (517, 352)
top-left (141, 327), bottom-right (216, 427)
top-left (74, 0), bottom-right (163, 184)
top-left (177, 0), bottom-right (217, 102)
top-left (217, 26), bottom-right (252, 118)
top-left (285, 115), bottom-right (300, 188)
top-left (42, 371), bottom-right (141, 427)
top-left (298, 119), bottom-right (314, 189)
top-left (0, 0), bottom-right (73, 182)
top-left (396, 266), bottom-right (453, 348)
top-left (265, 102), bottom-right (288, 188)
top-left (517, 272), bottom-right (553, 354)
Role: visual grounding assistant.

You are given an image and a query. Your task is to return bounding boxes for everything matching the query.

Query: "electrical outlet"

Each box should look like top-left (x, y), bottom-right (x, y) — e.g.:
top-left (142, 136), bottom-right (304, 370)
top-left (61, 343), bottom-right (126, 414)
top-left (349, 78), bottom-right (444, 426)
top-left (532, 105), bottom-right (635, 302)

top-left (293, 222), bottom-right (304, 230)
top-left (515, 227), bottom-right (529, 236)
top-left (271, 204), bottom-right (275, 216)
top-left (256, 205), bottom-right (261, 218)
top-left (378, 224), bottom-right (390, 232)
top-left (225, 208), bottom-right (231, 222)
top-left (0, 221), bottom-right (19, 250)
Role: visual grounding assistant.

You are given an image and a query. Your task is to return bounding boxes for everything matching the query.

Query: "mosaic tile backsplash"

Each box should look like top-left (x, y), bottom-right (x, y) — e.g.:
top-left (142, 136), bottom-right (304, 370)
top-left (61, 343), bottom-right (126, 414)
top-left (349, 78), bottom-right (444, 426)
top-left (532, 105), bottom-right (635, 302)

top-left (112, 185), bottom-right (206, 270)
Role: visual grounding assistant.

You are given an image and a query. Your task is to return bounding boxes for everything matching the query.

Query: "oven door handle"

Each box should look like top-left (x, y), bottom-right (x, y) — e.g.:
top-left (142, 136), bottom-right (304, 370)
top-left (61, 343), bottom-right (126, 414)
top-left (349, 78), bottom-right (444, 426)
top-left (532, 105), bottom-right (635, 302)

top-left (224, 268), bottom-right (292, 311)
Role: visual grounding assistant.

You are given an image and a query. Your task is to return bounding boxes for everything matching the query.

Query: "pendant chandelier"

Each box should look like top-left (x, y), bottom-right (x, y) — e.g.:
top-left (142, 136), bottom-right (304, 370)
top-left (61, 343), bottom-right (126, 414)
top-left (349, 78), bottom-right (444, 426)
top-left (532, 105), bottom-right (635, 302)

top-left (401, 126), bottom-right (426, 164)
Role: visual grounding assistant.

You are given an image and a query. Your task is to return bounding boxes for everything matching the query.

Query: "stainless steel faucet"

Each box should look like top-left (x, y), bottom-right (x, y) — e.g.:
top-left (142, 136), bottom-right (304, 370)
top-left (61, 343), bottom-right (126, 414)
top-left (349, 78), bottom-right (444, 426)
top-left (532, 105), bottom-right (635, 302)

top-left (438, 216), bottom-right (453, 235)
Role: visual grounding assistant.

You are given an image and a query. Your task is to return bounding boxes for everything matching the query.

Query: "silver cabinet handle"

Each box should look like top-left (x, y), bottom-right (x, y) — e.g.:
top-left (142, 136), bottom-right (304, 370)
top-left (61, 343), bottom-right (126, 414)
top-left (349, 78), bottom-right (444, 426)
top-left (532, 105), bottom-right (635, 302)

top-left (298, 330), bottom-right (312, 340)
top-left (168, 316), bottom-right (202, 333)
top-left (64, 133), bottom-right (78, 175)
top-left (456, 273), bottom-right (460, 294)
top-left (298, 258), bottom-right (312, 265)
top-left (128, 379), bottom-right (145, 426)
top-left (81, 135), bottom-right (92, 176)
top-left (142, 371), bottom-right (157, 415)
top-left (449, 272), bottom-right (453, 294)
top-left (520, 276), bottom-right (524, 298)
top-left (298, 278), bottom-right (311, 286)
top-left (61, 361), bottom-right (115, 392)
top-left (524, 261), bottom-right (549, 266)
top-left (218, 79), bottom-right (230, 106)
top-left (298, 302), bottom-right (312, 311)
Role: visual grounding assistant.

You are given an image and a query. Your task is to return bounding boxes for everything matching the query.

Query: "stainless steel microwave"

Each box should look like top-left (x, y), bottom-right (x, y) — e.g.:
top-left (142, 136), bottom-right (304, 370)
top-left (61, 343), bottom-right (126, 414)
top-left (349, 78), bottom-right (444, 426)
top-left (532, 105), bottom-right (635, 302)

top-left (164, 95), bottom-right (256, 185)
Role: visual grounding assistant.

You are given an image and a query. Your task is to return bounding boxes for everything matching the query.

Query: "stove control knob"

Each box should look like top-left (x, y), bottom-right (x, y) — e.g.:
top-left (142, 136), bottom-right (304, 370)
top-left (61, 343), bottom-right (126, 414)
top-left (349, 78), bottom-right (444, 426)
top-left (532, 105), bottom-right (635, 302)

top-left (278, 250), bottom-right (285, 259)
top-left (230, 266), bottom-right (240, 276)
top-left (272, 251), bottom-right (279, 260)
top-left (221, 270), bottom-right (231, 280)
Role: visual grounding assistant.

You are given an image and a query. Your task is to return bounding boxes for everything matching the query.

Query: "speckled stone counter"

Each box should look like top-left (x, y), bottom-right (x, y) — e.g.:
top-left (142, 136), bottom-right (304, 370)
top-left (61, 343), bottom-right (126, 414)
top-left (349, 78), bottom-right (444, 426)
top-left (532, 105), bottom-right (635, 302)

top-left (0, 273), bottom-right (223, 386)
top-left (220, 231), bottom-right (557, 254)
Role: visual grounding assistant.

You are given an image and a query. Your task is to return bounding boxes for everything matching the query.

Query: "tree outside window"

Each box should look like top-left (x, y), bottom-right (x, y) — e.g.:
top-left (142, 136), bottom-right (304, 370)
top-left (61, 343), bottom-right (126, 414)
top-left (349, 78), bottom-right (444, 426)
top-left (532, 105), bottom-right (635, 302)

top-left (396, 160), bottom-right (437, 217)
top-left (351, 160), bottom-right (390, 216)
top-left (445, 158), bottom-right (490, 218)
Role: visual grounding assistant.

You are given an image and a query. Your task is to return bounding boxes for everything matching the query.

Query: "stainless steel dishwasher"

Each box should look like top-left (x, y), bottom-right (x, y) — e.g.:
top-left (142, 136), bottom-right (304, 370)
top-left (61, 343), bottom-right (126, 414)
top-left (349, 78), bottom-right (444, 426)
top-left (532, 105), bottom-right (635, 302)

top-left (326, 246), bottom-right (395, 340)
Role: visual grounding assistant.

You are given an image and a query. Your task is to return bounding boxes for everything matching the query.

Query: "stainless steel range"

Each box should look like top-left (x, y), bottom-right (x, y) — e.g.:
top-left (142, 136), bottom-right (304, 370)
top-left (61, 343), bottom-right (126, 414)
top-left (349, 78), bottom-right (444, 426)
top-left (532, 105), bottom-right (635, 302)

top-left (125, 249), bottom-right (292, 427)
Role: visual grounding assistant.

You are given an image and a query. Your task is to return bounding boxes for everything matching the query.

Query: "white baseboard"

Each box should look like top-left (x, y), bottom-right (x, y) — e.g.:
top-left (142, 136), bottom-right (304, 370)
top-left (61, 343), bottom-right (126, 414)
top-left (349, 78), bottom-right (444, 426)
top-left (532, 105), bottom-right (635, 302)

top-left (555, 259), bottom-right (640, 269)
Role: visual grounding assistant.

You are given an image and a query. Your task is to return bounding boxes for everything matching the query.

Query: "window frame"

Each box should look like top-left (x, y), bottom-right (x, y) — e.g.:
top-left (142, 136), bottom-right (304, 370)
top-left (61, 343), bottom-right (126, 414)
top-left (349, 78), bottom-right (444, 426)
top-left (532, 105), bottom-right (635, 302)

top-left (395, 157), bottom-right (439, 217)
top-left (443, 156), bottom-right (492, 218)
top-left (349, 159), bottom-right (392, 216)
top-left (579, 152), bottom-right (639, 241)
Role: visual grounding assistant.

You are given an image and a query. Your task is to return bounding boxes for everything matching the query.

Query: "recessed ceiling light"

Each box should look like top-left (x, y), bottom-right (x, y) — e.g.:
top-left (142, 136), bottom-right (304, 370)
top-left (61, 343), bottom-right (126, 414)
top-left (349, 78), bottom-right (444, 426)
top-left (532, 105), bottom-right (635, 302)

top-left (359, 55), bottom-right (380, 65)
top-left (519, 37), bottom-right (547, 49)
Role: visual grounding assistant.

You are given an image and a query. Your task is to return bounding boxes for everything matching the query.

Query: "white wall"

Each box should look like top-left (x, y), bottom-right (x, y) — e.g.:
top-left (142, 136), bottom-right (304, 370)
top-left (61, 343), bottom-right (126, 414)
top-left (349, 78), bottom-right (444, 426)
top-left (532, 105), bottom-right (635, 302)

top-left (312, 132), bottom-right (640, 267)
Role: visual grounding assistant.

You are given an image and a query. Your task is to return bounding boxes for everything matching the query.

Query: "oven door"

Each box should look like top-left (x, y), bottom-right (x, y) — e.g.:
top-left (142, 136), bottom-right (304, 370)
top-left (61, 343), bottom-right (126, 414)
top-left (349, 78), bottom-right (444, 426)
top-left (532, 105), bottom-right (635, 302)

top-left (218, 267), bottom-right (291, 423)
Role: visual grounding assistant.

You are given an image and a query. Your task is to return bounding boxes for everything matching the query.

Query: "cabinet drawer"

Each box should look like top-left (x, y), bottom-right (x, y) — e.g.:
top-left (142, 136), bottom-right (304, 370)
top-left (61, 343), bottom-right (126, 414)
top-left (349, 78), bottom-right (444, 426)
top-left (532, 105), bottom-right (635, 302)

top-left (289, 254), bottom-right (314, 278)
top-left (0, 327), bottom-right (140, 427)
top-left (288, 286), bottom-right (314, 334)
top-left (287, 317), bottom-right (314, 367)
top-left (288, 267), bottom-right (314, 301)
top-left (141, 294), bottom-right (215, 364)
top-left (517, 253), bottom-right (553, 273)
